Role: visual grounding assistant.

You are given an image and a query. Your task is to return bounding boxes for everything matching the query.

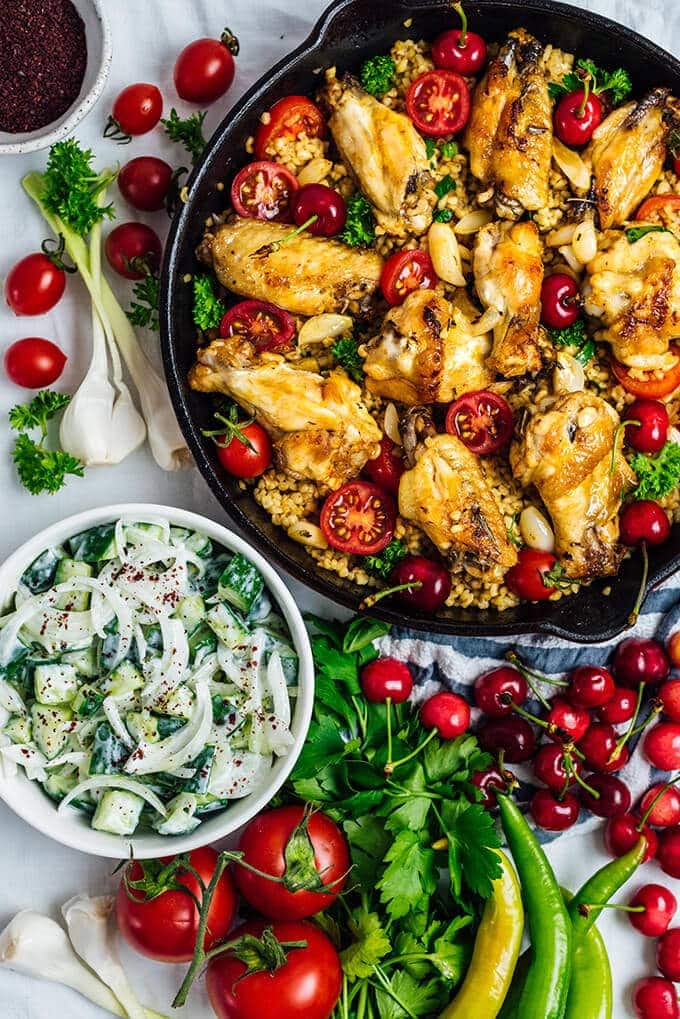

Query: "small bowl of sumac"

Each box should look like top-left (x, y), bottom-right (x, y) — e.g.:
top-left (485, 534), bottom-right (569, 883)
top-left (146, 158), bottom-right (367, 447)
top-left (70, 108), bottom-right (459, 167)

top-left (0, 0), bottom-right (112, 155)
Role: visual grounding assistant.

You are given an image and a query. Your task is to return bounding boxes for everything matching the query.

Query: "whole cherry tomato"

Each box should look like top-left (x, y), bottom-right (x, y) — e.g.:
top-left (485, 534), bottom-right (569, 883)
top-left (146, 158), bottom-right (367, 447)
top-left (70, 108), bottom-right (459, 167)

top-left (214, 420), bottom-right (272, 480)
top-left (118, 156), bottom-right (173, 212)
top-left (4, 337), bottom-right (66, 388)
top-left (505, 549), bottom-right (559, 601)
top-left (104, 222), bottom-right (162, 280)
top-left (106, 83), bottom-right (163, 139)
top-left (174, 29), bottom-right (238, 104)
top-left (5, 252), bottom-right (66, 315)
top-left (363, 436), bottom-right (404, 496)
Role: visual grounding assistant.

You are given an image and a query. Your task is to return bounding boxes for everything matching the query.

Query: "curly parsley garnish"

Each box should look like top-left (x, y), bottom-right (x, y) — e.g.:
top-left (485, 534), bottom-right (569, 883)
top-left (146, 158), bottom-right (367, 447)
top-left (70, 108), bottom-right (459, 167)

top-left (340, 193), bottom-right (376, 248)
top-left (331, 336), bottom-right (364, 383)
top-left (364, 538), bottom-right (408, 579)
top-left (360, 55), bottom-right (396, 98)
top-left (127, 273), bottom-right (160, 330)
top-left (162, 108), bottom-right (208, 164)
top-left (193, 275), bottom-right (224, 332)
top-left (549, 58), bottom-right (632, 106)
top-left (631, 442), bottom-right (680, 501)
top-left (9, 391), bottom-right (83, 496)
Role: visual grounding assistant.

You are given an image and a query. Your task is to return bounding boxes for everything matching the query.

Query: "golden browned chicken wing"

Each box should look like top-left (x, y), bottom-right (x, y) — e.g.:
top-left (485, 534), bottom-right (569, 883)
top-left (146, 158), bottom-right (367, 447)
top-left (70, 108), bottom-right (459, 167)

top-left (583, 228), bottom-right (680, 372)
top-left (473, 220), bottom-right (546, 377)
top-left (464, 29), bottom-right (552, 217)
top-left (398, 434), bottom-right (518, 569)
top-left (189, 338), bottom-right (381, 490)
top-left (361, 289), bottom-right (492, 404)
top-left (586, 89), bottom-right (670, 230)
top-left (510, 392), bottom-right (635, 578)
top-left (205, 218), bottom-right (384, 317)
top-left (320, 74), bottom-right (435, 236)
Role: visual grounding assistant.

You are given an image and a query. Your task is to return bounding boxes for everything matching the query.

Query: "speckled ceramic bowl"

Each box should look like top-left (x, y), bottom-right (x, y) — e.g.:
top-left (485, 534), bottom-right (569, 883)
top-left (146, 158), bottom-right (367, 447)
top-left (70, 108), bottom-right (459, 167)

top-left (0, 0), bottom-right (112, 156)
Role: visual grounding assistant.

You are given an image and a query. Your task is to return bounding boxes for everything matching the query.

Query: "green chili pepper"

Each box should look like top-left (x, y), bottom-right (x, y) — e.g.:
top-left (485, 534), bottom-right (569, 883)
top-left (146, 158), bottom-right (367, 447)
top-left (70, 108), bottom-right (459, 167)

top-left (497, 794), bottom-right (572, 1019)
top-left (562, 889), bottom-right (612, 1019)
top-left (568, 838), bottom-right (647, 937)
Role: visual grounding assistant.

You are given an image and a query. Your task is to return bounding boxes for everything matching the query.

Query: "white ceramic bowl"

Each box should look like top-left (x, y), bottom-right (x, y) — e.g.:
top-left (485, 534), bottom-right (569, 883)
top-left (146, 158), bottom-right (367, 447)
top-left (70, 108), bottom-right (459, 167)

top-left (0, 0), bottom-right (112, 156)
top-left (0, 503), bottom-right (314, 858)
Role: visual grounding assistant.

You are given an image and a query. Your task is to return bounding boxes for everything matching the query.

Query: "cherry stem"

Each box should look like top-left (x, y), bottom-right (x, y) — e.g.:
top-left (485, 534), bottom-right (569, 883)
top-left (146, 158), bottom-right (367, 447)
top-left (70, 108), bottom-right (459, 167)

top-left (503, 696), bottom-right (560, 737)
top-left (628, 542), bottom-right (649, 628)
top-left (639, 774), bottom-right (680, 828)
top-left (254, 215), bottom-right (318, 256)
top-left (453, 2), bottom-right (468, 47)
top-left (359, 581), bottom-right (422, 612)
top-left (577, 70), bottom-right (592, 119)
top-left (564, 749), bottom-right (599, 798)
top-left (386, 727), bottom-right (439, 776)
top-left (610, 682), bottom-right (645, 762)
top-left (385, 698), bottom-right (394, 774)
top-left (504, 650), bottom-right (567, 711)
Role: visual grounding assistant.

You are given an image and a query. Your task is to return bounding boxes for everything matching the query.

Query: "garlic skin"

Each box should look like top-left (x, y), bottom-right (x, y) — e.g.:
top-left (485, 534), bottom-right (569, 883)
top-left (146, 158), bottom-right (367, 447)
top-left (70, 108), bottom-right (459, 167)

top-left (520, 506), bottom-right (556, 552)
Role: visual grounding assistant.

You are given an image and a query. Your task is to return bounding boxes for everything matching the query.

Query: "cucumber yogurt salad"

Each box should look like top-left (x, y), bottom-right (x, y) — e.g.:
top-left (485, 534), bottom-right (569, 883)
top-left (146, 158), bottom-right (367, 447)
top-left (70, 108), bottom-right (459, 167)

top-left (0, 518), bottom-right (298, 838)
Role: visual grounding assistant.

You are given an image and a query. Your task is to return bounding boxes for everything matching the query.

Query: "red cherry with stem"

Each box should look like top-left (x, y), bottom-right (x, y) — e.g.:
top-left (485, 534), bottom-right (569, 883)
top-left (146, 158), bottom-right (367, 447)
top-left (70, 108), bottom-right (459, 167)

top-left (628, 885), bottom-right (678, 937)
top-left (660, 679), bottom-right (680, 723)
top-left (420, 691), bottom-right (470, 739)
top-left (613, 638), bottom-right (670, 688)
top-left (431, 3), bottom-right (487, 75)
top-left (632, 977), bottom-right (680, 1019)
top-left (580, 774), bottom-right (632, 818)
top-left (532, 743), bottom-right (582, 791)
top-left (568, 665), bottom-right (616, 708)
top-left (597, 687), bottom-right (637, 724)
top-left (473, 666), bottom-right (528, 718)
top-left (578, 723), bottom-right (617, 771)
top-left (644, 723), bottom-right (680, 771)
top-left (624, 399), bottom-right (670, 455)
top-left (657, 928), bottom-right (680, 982)
top-left (292, 184), bottom-right (347, 237)
top-left (546, 697), bottom-right (590, 743)
top-left (620, 501), bottom-right (671, 547)
top-left (389, 555), bottom-right (452, 613)
top-left (640, 784), bottom-right (680, 828)
top-left (605, 814), bottom-right (657, 862)
top-left (600, 744), bottom-right (630, 774)
top-left (360, 657), bottom-right (413, 704)
top-left (659, 829), bottom-right (680, 879)
top-left (540, 273), bottom-right (580, 329)
top-left (478, 716), bottom-right (536, 763)
top-left (668, 634), bottom-right (680, 670)
top-left (470, 765), bottom-right (510, 808)
top-left (363, 436), bottom-right (404, 497)
top-left (530, 789), bottom-right (580, 831)
top-left (554, 89), bottom-right (603, 147)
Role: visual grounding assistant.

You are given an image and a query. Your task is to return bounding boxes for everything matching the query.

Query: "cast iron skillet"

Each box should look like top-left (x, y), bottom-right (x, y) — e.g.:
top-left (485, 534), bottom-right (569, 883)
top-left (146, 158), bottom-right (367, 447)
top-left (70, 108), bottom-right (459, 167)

top-left (160, 0), bottom-right (680, 643)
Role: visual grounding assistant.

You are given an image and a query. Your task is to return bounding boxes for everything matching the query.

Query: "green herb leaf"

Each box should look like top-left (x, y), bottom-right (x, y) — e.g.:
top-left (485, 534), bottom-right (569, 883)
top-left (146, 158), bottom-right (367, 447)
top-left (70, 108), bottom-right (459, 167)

top-left (340, 194), bottom-right (376, 248)
top-left (626, 225), bottom-right (669, 243)
top-left (292, 715), bottom-right (361, 780)
top-left (341, 910), bottom-right (392, 979)
top-left (332, 336), bottom-right (364, 382)
top-left (378, 829), bottom-right (438, 919)
top-left (440, 141), bottom-right (458, 159)
top-left (631, 442), bottom-right (680, 501)
top-left (432, 208), bottom-right (454, 223)
top-left (434, 174), bottom-right (456, 199)
top-left (12, 432), bottom-right (83, 496)
top-left (425, 138), bottom-right (436, 160)
top-left (423, 733), bottom-right (491, 784)
top-left (344, 815), bottom-right (391, 886)
top-left (440, 800), bottom-right (502, 899)
top-left (193, 274), bottom-right (224, 331)
top-left (374, 968), bottom-right (445, 1019)
top-left (162, 108), bottom-right (208, 163)
top-left (574, 338), bottom-right (596, 365)
top-left (360, 55), bottom-right (396, 98)
top-left (9, 390), bottom-right (71, 434)
top-left (549, 59), bottom-right (632, 106)
top-left (343, 616), bottom-right (390, 653)
top-left (41, 139), bottom-right (115, 236)
top-left (550, 319), bottom-right (588, 348)
top-left (127, 273), bottom-right (160, 330)
top-left (364, 538), bottom-right (408, 579)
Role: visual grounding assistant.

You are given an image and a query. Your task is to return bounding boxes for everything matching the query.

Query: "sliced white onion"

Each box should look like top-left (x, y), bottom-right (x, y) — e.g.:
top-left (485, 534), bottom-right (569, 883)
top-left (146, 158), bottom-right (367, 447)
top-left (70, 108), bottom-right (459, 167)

top-left (209, 746), bottom-right (273, 800)
top-left (125, 680), bottom-right (212, 775)
top-left (59, 775), bottom-right (167, 816)
top-left (428, 222), bottom-right (466, 287)
top-left (469, 307), bottom-right (503, 336)
top-left (454, 209), bottom-right (493, 235)
top-left (0, 681), bottom-right (26, 716)
top-left (44, 752), bottom-right (88, 770)
top-left (103, 698), bottom-right (133, 749)
top-left (298, 314), bottom-right (353, 349)
top-left (552, 138), bottom-right (591, 190)
top-left (0, 744), bottom-right (48, 782)
top-left (142, 615), bottom-right (189, 707)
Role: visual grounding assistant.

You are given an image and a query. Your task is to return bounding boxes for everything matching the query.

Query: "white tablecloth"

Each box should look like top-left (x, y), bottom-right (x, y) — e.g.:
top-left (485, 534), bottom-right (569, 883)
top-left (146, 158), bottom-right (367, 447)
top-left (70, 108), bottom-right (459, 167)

top-left (0, 1), bottom-right (678, 1015)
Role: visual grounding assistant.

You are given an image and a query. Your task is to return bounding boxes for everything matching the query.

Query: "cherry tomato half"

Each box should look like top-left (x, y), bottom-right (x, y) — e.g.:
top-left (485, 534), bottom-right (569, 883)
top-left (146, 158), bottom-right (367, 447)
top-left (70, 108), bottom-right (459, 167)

top-left (611, 345), bottom-right (680, 399)
top-left (5, 252), bottom-right (66, 316)
top-left (231, 161), bottom-right (299, 222)
top-left (104, 223), bottom-right (162, 280)
top-left (118, 156), bottom-right (173, 212)
top-left (445, 390), bottom-right (514, 455)
top-left (636, 194), bottom-right (680, 224)
top-left (505, 548), bottom-right (559, 601)
top-left (4, 337), bottom-right (66, 388)
top-left (406, 70), bottom-right (471, 136)
top-left (109, 83), bottom-right (163, 137)
top-left (623, 399), bottom-right (670, 454)
top-left (254, 96), bottom-right (326, 161)
top-left (381, 249), bottom-right (438, 306)
top-left (320, 480), bottom-right (396, 555)
top-left (363, 436), bottom-right (404, 496)
top-left (215, 420), bottom-right (272, 479)
top-left (219, 299), bottom-right (296, 351)
top-left (174, 30), bottom-right (238, 104)
top-left (553, 90), bottom-right (603, 148)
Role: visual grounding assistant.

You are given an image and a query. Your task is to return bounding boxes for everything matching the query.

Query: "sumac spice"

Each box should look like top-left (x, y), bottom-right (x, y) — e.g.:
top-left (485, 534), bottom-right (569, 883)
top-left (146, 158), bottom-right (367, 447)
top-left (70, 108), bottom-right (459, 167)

top-left (0, 0), bottom-right (87, 134)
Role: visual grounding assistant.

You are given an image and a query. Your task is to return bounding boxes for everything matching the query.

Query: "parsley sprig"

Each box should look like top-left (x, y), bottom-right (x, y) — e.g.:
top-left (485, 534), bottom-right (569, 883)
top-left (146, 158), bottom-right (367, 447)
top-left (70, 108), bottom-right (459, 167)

top-left (127, 273), bottom-right (160, 330)
top-left (549, 58), bottom-right (632, 106)
top-left (360, 55), bottom-right (396, 98)
top-left (9, 391), bottom-right (83, 496)
top-left (631, 442), bottom-right (680, 501)
top-left (193, 274), bottom-right (224, 331)
top-left (41, 139), bottom-right (115, 235)
top-left (550, 319), bottom-right (596, 365)
top-left (162, 108), bottom-right (208, 164)
top-left (365, 538), bottom-right (408, 579)
top-left (626, 225), bottom-right (669, 243)
top-left (279, 615), bottom-right (502, 1018)
top-left (340, 193), bottom-right (376, 248)
top-left (331, 336), bottom-right (364, 383)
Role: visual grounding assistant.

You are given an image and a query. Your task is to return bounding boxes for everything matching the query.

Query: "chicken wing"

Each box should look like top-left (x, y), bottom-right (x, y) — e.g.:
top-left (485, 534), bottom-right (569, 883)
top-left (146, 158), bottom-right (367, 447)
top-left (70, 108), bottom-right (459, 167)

top-left (473, 220), bottom-right (546, 377)
top-left (464, 29), bottom-right (552, 217)
top-left (320, 74), bottom-right (435, 236)
top-left (361, 289), bottom-right (492, 404)
top-left (583, 228), bottom-right (680, 372)
top-left (189, 338), bottom-right (381, 490)
top-left (205, 218), bottom-right (384, 317)
top-left (510, 392), bottom-right (635, 578)
top-left (398, 434), bottom-right (518, 569)
top-left (586, 89), bottom-right (670, 230)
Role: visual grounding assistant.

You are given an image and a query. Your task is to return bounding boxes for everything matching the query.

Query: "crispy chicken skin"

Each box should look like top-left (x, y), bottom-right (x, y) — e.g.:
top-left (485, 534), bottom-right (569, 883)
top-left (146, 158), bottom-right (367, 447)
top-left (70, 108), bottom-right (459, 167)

top-left (205, 219), bottom-right (383, 317)
top-left (398, 434), bottom-right (518, 569)
top-left (362, 289), bottom-right (492, 404)
top-left (464, 28), bottom-right (552, 216)
top-left (584, 229), bottom-right (680, 372)
top-left (586, 89), bottom-right (670, 230)
top-left (473, 220), bottom-right (546, 377)
top-left (320, 74), bottom-right (435, 236)
top-left (189, 338), bottom-right (381, 490)
top-left (510, 392), bottom-right (635, 579)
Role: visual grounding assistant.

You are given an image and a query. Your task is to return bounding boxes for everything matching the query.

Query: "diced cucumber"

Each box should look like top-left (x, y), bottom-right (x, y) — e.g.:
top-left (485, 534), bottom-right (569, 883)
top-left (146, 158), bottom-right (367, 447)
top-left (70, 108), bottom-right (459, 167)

top-left (34, 663), bottom-right (79, 705)
top-left (192, 552), bottom-right (231, 598)
top-left (20, 547), bottom-right (64, 594)
top-left (212, 695), bottom-right (237, 726)
top-left (63, 645), bottom-right (99, 678)
top-left (185, 530), bottom-right (212, 558)
top-left (67, 523), bottom-right (117, 563)
top-left (141, 623), bottom-right (164, 655)
top-left (89, 722), bottom-right (129, 774)
top-left (54, 559), bottom-right (93, 611)
top-left (100, 619), bottom-right (121, 671)
top-left (268, 644), bottom-right (298, 684)
top-left (31, 703), bottom-right (73, 759)
top-left (72, 685), bottom-right (104, 718)
top-left (188, 622), bottom-right (217, 662)
top-left (126, 711), bottom-right (159, 745)
top-left (206, 602), bottom-right (248, 649)
top-left (152, 793), bottom-right (200, 836)
top-left (155, 684), bottom-right (194, 719)
top-left (155, 715), bottom-right (186, 738)
top-left (182, 746), bottom-right (214, 794)
top-left (102, 660), bottom-right (144, 698)
top-left (92, 789), bottom-right (144, 835)
top-left (125, 522), bottom-right (166, 545)
top-left (42, 770), bottom-right (94, 812)
top-left (217, 554), bottom-right (264, 614)
top-left (4, 714), bottom-right (32, 744)
top-left (195, 793), bottom-right (230, 816)
top-left (174, 594), bottom-right (206, 634)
